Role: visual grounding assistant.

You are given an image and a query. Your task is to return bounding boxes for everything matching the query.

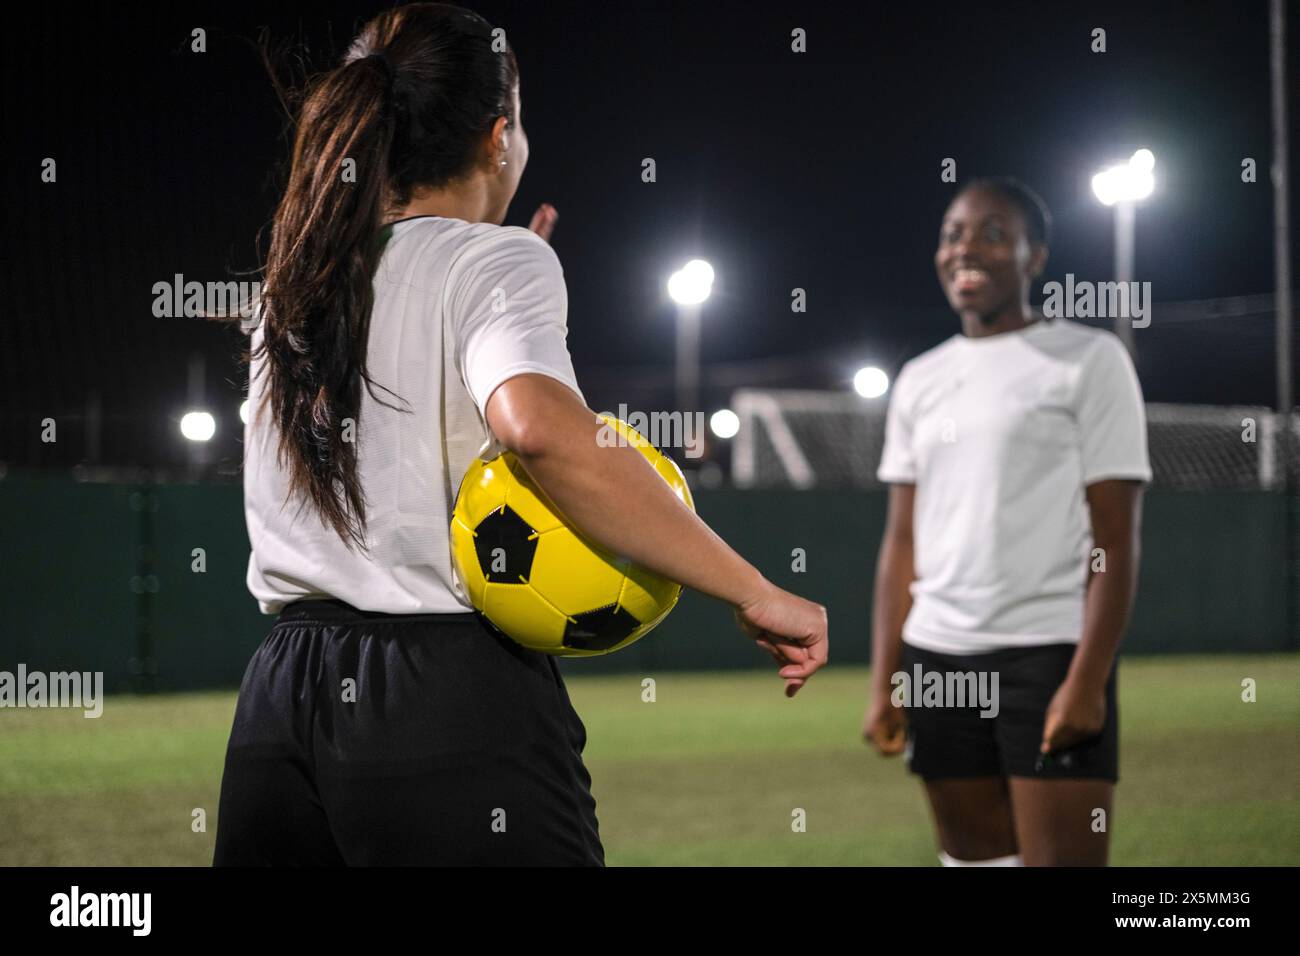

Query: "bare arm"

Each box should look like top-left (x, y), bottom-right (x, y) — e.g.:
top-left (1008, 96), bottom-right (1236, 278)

top-left (1075, 479), bottom-right (1144, 684)
top-left (484, 373), bottom-right (828, 695)
top-left (864, 483), bottom-right (916, 754)
top-left (1041, 479), bottom-right (1144, 752)
top-left (487, 374), bottom-right (761, 603)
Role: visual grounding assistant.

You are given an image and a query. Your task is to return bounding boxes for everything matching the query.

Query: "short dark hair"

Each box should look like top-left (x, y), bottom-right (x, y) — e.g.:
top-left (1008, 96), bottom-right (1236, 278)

top-left (957, 177), bottom-right (1052, 246)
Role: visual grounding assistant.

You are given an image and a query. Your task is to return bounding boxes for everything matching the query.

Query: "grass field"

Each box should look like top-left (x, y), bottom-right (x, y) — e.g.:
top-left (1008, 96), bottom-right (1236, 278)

top-left (2, 654), bottom-right (1297, 866)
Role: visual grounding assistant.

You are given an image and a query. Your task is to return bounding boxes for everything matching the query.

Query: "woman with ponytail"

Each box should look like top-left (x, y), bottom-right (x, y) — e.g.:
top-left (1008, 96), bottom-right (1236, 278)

top-left (215, 3), bottom-right (827, 866)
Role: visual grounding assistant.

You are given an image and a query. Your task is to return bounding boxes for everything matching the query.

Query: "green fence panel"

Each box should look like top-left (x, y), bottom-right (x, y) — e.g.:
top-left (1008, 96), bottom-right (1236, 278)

top-left (148, 483), bottom-right (269, 692)
top-left (2, 477), bottom-right (1295, 692)
top-left (0, 476), bottom-right (139, 692)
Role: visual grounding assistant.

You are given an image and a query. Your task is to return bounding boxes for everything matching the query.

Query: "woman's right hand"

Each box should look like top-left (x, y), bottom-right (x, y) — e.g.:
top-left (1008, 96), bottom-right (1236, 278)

top-left (863, 693), bottom-right (908, 756)
top-left (734, 581), bottom-right (828, 697)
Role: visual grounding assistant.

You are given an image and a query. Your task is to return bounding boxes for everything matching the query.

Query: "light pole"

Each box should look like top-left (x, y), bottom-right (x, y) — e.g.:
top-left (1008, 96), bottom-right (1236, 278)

top-left (1092, 148), bottom-right (1155, 358)
top-left (667, 259), bottom-right (714, 418)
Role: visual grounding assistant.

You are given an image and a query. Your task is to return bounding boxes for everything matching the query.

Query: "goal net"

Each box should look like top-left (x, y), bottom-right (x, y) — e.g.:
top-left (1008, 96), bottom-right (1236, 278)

top-left (731, 388), bottom-right (1300, 492)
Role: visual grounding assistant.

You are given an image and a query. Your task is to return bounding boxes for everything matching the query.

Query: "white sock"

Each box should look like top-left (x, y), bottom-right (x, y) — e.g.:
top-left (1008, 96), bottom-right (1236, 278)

top-left (939, 850), bottom-right (1024, 867)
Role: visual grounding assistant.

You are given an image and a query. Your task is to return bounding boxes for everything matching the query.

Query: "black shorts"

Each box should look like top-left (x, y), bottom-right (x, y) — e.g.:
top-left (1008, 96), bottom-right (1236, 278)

top-left (213, 598), bottom-right (603, 866)
top-left (899, 641), bottom-right (1118, 783)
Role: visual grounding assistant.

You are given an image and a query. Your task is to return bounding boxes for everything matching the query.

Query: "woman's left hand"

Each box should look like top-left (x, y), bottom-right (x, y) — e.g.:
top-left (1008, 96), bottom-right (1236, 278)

top-left (1041, 678), bottom-right (1106, 754)
top-left (528, 203), bottom-right (558, 243)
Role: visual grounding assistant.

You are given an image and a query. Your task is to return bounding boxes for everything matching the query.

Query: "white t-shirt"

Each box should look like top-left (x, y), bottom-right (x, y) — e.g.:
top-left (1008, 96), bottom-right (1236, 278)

top-left (876, 318), bottom-right (1151, 654)
top-left (244, 216), bottom-right (584, 615)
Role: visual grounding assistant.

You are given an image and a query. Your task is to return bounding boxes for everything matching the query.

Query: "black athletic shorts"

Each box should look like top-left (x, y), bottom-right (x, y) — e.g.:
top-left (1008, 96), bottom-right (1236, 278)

top-left (900, 641), bottom-right (1118, 783)
top-left (213, 598), bottom-right (603, 866)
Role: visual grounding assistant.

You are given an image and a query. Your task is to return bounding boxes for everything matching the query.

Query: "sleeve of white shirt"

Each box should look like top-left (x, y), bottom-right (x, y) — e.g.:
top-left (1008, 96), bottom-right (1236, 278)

top-left (876, 362), bottom-right (917, 483)
top-left (448, 227), bottom-right (585, 418)
top-left (1076, 333), bottom-right (1152, 484)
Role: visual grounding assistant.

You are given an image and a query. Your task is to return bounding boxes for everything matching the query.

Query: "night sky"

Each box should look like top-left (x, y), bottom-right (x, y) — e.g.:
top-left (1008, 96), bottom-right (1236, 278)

top-left (3, 0), bottom-right (1297, 471)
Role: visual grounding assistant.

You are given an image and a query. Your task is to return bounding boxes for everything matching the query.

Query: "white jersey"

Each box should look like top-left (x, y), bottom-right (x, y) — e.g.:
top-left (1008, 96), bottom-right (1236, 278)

top-left (877, 318), bottom-right (1151, 654)
top-left (244, 216), bottom-right (583, 615)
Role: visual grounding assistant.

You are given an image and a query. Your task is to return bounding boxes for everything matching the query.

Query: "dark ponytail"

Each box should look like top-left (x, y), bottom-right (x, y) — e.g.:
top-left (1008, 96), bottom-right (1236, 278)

top-left (253, 3), bottom-right (519, 550)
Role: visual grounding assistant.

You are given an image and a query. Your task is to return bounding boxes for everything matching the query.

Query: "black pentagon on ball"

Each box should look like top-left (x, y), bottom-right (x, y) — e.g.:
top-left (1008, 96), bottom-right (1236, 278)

top-left (473, 505), bottom-right (538, 582)
top-left (563, 603), bottom-right (641, 652)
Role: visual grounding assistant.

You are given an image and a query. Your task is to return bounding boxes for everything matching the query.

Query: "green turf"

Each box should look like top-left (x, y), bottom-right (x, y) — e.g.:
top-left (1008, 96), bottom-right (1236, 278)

top-left (1, 655), bottom-right (1297, 865)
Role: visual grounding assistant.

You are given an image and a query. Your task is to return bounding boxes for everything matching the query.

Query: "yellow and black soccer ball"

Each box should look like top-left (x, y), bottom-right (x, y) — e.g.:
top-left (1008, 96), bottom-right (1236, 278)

top-left (450, 416), bottom-right (694, 656)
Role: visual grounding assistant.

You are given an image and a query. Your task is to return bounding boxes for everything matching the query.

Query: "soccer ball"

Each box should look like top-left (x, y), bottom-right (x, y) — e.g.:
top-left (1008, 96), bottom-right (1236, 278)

top-left (450, 416), bottom-right (695, 656)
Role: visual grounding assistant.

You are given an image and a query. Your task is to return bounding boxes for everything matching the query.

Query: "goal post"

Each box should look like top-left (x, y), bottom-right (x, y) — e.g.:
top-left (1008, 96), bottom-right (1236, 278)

top-left (731, 387), bottom-right (1300, 493)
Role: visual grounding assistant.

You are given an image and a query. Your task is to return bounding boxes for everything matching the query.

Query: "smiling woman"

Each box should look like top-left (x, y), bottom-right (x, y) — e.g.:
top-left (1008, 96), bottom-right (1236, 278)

top-left (865, 176), bottom-right (1151, 867)
top-left (935, 177), bottom-right (1051, 326)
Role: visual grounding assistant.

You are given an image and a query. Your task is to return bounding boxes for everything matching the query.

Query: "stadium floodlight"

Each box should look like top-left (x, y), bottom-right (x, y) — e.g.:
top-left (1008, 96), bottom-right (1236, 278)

top-left (853, 366), bottom-right (890, 399)
top-left (1091, 148), bottom-right (1156, 206)
top-left (710, 408), bottom-right (740, 439)
top-left (669, 258), bottom-right (714, 418)
top-left (1092, 149), bottom-right (1156, 358)
top-left (180, 411), bottom-right (216, 442)
top-left (1131, 148), bottom-right (1155, 173)
top-left (239, 399), bottom-right (249, 425)
top-left (667, 259), bottom-right (714, 305)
